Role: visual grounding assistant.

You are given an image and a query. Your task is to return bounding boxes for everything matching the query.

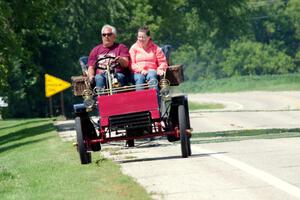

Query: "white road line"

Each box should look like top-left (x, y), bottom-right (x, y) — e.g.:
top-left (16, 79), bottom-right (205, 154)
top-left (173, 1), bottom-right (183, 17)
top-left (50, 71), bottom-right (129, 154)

top-left (193, 146), bottom-right (300, 198)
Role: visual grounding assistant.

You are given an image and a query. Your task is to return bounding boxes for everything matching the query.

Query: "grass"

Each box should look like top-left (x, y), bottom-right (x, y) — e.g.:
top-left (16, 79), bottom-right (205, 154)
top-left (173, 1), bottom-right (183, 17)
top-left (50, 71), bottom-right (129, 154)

top-left (188, 101), bottom-right (224, 110)
top-left (191, 128), bottom-right (300, 144)
top-left (177, 73), bottom-right (300, 93)
top-left (0, 119), bottom-right (151, 200)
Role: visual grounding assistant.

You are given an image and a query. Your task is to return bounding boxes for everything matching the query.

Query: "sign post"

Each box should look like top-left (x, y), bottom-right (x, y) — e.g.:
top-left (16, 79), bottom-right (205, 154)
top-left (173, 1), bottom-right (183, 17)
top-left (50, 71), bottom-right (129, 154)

top-left (45, 74), bottom-right (71, 118)
top-left (49, 97), bottom-right (53, 117)
top-left (61, 92), bottom-right (65, 117)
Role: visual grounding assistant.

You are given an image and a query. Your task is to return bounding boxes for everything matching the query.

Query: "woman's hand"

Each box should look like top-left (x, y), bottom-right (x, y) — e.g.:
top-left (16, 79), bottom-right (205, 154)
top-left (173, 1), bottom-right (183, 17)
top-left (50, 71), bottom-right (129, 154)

top-left (141, 70), bottom-right (148, 75)
top-left (157, 69), bottom-right (165, 76)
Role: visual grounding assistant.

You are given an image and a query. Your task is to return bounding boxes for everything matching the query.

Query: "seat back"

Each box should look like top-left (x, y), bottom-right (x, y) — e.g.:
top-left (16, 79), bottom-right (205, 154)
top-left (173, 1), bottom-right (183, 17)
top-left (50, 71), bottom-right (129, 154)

top-left (161, 45), bottom-right (172, 65)
top-left (79, 56), bottom-right (88, 75)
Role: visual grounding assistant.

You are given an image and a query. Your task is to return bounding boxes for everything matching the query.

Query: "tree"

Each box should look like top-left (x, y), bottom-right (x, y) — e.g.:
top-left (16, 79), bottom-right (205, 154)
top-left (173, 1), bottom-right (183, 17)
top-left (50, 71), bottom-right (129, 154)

top-left (249, 0), bottom-right (299, 56)
top-left (1, 0), bottom-right (299, 118)
top-left (220, 39), bottom-right (296, 76)
top-left (0, 0), bottom-right (133, 117)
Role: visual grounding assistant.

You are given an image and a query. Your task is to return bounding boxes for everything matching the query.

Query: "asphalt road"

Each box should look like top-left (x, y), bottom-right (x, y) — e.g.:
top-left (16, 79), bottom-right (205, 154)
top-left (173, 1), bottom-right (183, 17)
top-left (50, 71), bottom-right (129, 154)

top-left (57, 91), bottom-right (300, 200)
top-left (109, 138), bottom-right (300, 200)
top-left (188, 91), bottom-right (300, 132)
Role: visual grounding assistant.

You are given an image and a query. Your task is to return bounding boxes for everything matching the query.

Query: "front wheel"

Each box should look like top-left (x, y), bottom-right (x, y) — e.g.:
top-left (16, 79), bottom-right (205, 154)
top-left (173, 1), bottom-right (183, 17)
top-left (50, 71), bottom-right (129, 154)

top-left (75, 116), bottom-right (91, 164)
top-left (179, 105), bottom-right (188, 158)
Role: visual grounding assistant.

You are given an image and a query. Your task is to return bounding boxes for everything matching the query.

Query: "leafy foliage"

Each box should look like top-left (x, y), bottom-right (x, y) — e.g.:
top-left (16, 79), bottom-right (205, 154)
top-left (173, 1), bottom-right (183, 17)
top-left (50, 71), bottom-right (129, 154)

top-left (221, 39), bottom-right (296, 76)
top-left (0, 0), bottom-right (299, 118)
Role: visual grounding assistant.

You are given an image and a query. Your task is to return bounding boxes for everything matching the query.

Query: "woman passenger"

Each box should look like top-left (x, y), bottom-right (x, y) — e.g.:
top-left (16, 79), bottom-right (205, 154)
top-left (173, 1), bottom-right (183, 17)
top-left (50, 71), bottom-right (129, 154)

top-left (129, 26), bottom-right (168, 91)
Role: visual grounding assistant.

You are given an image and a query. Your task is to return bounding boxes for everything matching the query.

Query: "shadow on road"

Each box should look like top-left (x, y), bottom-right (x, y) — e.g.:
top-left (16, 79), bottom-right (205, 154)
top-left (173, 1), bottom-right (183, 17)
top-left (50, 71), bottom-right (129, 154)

top-left (116, 152), bottom-right (227, 164)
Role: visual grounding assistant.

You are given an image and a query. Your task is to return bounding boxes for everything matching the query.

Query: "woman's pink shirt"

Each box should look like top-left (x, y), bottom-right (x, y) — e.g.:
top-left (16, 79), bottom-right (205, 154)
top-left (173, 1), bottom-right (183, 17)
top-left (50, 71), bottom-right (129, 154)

top-left (129, 40), bottom-right (168, 73)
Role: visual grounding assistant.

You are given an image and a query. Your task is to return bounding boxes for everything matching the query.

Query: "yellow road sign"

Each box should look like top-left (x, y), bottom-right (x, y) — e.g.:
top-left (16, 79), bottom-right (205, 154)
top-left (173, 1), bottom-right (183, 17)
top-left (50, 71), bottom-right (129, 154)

top-left (45, 74), bottom-right (71, 97)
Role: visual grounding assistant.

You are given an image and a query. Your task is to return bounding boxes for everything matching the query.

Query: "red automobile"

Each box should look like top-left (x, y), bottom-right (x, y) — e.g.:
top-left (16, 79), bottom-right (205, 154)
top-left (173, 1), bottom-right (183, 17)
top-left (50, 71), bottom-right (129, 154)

top-left (72, 56), bottom-right (192, 164)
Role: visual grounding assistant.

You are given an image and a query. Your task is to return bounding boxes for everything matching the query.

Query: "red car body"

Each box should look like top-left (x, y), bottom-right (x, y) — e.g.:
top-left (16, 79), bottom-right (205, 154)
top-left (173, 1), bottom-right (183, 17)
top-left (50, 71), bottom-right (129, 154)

top-left (98, 89), bottom-right (160, 127)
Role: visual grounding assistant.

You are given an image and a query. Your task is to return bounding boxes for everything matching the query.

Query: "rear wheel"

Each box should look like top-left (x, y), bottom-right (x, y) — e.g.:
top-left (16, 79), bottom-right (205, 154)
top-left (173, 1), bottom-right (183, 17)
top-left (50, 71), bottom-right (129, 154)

top-left (87, 120), bottom-right (101, 151)
top-left (179, 105), bottom-right (188, 158)
top-left (126, 129), bottom-right (138, 147)
top-left (126, 139), bottom-right (135, 147)
top-left (167, 135), bottom-right (178, 142)
top-left (166, 123), bottom-right (179, 141)
top-left (75, 116), bottom-right (91, 164)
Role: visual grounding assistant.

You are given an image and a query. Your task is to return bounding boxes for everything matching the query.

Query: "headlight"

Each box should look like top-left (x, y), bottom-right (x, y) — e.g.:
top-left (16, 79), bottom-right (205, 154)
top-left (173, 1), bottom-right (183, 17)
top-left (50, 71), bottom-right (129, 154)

top-left (82, 88), bottom-right (94, 111)
top-left (160, 87), bottom-right (170, 98)
top-left (83, 97), bottom-right (94, 110)
top-left (159, 78), bottom-right (170, 98)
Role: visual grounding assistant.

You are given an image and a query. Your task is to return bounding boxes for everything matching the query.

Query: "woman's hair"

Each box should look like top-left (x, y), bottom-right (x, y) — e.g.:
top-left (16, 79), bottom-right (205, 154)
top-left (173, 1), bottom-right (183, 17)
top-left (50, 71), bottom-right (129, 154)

top-left (138, 26), bottom-right (150, 36)
top-left (101, 24), bottom-right (117, 36)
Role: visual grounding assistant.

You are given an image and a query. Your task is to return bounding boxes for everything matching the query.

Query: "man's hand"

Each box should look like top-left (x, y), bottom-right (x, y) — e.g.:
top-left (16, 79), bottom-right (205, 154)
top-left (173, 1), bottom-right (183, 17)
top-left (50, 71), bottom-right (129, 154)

top-left (88, 75), bottom-right (95, 85)
top-left (87, 66), bottom-right (96, 85)
top-left (114, 56), bottom-right (129, 67)
top-left (114, 56), bottom-right (120, 62)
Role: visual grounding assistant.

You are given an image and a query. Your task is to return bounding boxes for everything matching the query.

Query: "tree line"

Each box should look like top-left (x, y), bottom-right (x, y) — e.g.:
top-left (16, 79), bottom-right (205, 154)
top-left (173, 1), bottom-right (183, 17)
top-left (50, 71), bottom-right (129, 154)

top-left (0, 0), bottom-right (299, 118)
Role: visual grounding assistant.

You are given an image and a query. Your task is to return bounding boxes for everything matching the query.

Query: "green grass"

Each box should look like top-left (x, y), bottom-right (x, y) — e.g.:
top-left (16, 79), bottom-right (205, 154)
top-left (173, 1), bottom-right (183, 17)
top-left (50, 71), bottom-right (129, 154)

top-left (191, 128), bottom-right (300, 144)
top-left (178, 73), bottom-right (300, 93)
top-left (0, 119), bottom-right (151, 200)
top-left (189, 101), bottom-right (224, 110)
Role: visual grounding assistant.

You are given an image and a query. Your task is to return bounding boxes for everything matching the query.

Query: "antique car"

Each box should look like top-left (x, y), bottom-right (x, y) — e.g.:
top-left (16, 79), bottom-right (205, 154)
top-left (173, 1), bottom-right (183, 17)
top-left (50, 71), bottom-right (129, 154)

top-left (72, 53), bottom-right (192, 164)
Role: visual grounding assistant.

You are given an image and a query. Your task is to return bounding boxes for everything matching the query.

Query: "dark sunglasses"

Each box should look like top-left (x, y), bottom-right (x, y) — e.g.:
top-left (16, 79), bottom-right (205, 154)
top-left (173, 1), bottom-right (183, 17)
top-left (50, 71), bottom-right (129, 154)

top-left (102, 33), bottom-right (113, 37)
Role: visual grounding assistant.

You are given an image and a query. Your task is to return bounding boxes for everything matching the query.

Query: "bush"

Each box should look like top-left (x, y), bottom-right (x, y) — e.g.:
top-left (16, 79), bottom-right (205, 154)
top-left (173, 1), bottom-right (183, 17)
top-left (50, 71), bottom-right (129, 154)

top-left (220, 39), bottom-right (296, 76)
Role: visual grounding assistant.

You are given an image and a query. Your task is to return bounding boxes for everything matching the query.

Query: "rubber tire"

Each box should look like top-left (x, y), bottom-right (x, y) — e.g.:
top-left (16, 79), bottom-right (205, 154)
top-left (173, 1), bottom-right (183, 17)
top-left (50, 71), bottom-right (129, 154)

top-left (167, 135), bottom-right (179, 142)
top-left (179, 105), bottom-right (188, 158)
top-left (187, 136), bottom-right (192, 156)
top-left (165, 121), bottom-right (180, 142)
top-left (127, 139), bottom-right (135, 147)
top-left (75, 116), bottom-right (91, 164)
top-left (91, 143), bottom-right (101, 151)
top-left (88, 121), bottom-right (101, 152)
top-left (87, 152), bottom-right (91, 163)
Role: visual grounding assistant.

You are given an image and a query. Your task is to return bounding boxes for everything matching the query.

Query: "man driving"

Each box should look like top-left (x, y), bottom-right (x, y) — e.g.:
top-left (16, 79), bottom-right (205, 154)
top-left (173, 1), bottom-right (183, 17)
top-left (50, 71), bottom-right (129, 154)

top-left (87, 24), bottom-right (130, 88)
